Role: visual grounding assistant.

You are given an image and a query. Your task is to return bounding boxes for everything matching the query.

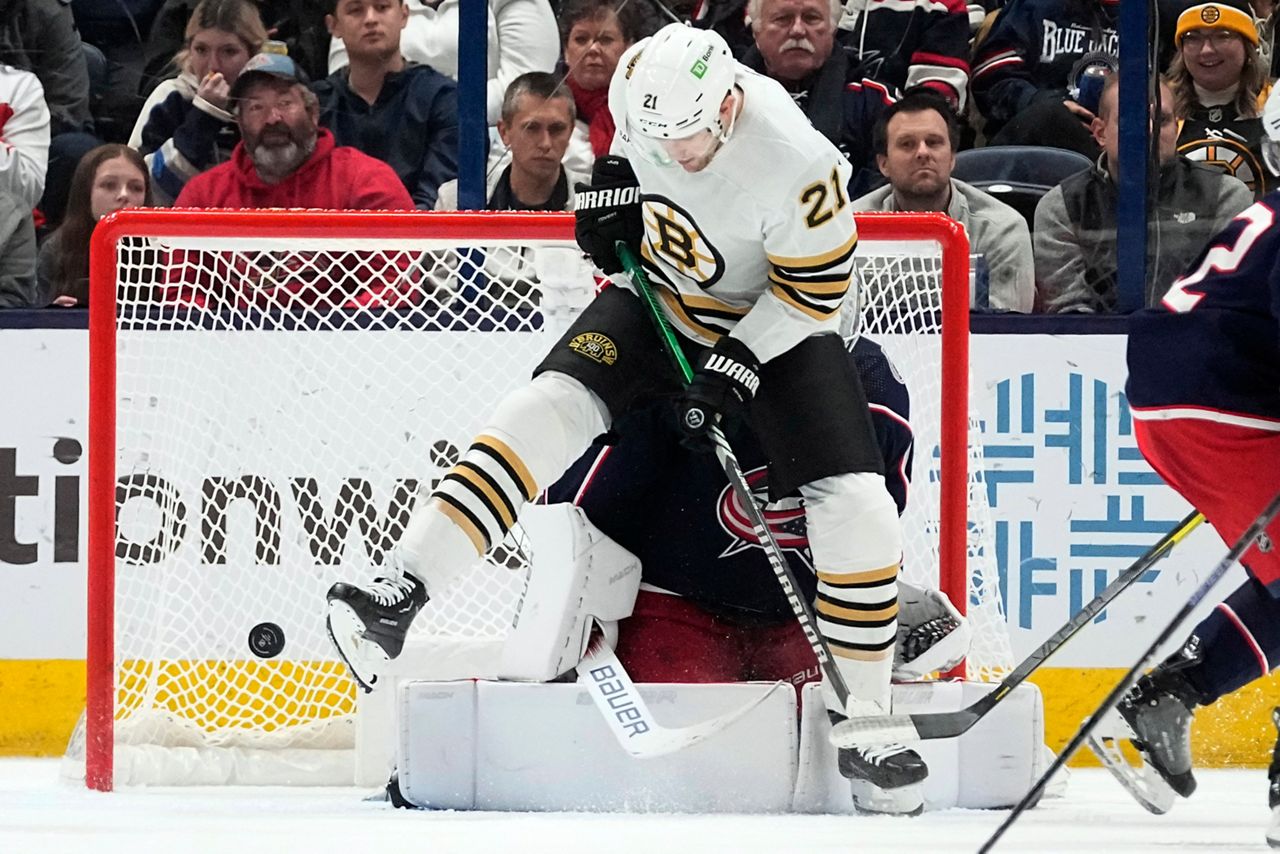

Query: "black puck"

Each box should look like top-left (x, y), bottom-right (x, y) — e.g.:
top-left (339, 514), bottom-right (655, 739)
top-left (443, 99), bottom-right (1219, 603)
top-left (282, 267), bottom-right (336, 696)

top-left (248, 622), bottom-right (285, 658)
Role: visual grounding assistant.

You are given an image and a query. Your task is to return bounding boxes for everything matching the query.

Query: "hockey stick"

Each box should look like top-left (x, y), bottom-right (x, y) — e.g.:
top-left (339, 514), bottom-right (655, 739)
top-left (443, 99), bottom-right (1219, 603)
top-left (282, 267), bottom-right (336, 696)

top-left (576, 625), bottom-right (781, 758)
top-left (616, 243), bottom-right (854, 709)
top-left (829, 510), bottom-right (1205, 749)
top-left (979, 491), bottom-right (1280, 853)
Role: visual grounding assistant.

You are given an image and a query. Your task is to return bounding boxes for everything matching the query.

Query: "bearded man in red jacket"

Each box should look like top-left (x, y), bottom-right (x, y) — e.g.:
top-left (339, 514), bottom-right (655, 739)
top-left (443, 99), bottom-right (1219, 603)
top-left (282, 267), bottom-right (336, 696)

top-left (175, 52), bottom-right (410, 211)
top-left (169, 52), bottom-right (416, 310)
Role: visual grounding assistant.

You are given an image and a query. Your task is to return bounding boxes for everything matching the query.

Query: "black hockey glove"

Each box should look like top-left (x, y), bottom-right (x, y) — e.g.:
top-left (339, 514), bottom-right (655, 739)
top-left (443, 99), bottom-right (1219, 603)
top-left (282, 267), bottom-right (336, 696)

top-left (574, 155), bottom-right (643, 275)
top-left (679, 336), bottom-right (761, 444)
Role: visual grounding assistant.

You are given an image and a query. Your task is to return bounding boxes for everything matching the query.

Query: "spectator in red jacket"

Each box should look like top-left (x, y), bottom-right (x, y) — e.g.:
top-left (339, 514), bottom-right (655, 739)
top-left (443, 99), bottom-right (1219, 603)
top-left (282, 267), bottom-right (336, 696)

top-left (171, 52), bottom-right (416, 310)
top-left (175, 51), bottom-right (411, 209)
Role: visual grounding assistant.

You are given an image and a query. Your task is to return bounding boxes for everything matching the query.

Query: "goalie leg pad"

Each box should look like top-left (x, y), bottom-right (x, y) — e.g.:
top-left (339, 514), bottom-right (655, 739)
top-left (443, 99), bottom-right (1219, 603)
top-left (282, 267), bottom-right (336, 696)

top-left (497, 503), bottom-right (641, 682)
top-left (801, 472), bottom-right (902, 712)
top-left (399, 371), bottom-right (610, 591)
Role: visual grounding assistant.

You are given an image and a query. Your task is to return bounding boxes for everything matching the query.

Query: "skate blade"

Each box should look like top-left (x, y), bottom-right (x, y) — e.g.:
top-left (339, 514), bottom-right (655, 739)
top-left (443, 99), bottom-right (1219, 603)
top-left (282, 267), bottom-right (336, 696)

top-left (326, 601), bottom-right (390, 693)
top-left (1085, 709), bottom-right (1179, 815)
top-left (850, 779), bottom-right (924, 816)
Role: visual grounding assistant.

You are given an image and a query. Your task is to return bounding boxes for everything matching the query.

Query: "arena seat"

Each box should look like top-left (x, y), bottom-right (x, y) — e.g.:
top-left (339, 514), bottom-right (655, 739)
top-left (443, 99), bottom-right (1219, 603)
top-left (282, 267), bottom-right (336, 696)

top-left (953, 146), bottom-right (1093, 231)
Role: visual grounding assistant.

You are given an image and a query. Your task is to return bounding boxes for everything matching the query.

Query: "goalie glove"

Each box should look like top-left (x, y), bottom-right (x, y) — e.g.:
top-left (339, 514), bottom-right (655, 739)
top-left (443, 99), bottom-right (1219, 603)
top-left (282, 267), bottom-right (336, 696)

top-left (679, 336), bottom-right (761, 443)
top-left (574, 155), bottom-right (643, 275)
top-left (892, 580), bottom-right (971, 681)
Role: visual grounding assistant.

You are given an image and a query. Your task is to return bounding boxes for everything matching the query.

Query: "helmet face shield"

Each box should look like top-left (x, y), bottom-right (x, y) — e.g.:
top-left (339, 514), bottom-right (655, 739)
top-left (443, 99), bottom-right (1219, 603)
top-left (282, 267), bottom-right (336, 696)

top-left (634, 125), bottom-right (720, 169)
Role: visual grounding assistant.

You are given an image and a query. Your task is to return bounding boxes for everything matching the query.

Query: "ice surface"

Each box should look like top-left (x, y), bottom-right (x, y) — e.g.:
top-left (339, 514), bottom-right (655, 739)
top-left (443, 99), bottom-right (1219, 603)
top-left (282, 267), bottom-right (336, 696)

top-left (0, 758), bottom-right (1272, 854)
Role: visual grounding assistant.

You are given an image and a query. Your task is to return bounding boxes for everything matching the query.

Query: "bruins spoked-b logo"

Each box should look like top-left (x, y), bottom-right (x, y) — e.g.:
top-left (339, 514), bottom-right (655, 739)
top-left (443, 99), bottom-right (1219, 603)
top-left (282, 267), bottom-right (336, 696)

top-left (642, 196), bottom-right (725, 289)
top-left (568, 331), bottom-right (618, 365)
top-left (1178, 134), bottom-right (1263, 194)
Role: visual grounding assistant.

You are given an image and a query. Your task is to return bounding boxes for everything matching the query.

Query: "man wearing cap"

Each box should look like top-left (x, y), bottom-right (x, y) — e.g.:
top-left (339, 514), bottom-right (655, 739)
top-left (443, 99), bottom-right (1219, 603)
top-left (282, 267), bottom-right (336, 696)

top-left (174, 51), bottom-right (411, 209)
top-left (312, 0), bottom-right (458, 209)
top-left (1170, 1), bottom-right (1274, 198)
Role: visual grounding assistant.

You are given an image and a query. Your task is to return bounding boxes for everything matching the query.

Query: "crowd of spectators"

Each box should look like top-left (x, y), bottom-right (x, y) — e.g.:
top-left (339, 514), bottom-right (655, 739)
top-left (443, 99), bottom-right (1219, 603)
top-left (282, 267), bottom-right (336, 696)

top-left (0, 0), bottom-right (1271, 311)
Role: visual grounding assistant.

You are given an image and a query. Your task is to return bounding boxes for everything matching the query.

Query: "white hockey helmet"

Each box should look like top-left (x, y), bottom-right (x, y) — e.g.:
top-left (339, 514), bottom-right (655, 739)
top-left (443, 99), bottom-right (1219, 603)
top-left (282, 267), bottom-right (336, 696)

top-left (1263, 85), bottom-right (1280, 177)
top-left (623, 24), bottom-right (737, 165)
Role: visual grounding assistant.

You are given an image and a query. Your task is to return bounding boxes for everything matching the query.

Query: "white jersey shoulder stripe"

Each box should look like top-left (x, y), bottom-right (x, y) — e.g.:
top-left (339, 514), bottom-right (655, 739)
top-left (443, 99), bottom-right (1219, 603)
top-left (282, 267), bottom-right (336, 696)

top-left (1129, 404), bottom-right (1280, 432)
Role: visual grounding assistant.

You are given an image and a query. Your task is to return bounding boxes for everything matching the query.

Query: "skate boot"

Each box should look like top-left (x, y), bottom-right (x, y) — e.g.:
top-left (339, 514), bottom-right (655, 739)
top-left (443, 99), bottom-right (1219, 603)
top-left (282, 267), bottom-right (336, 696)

top-left (1265, 708), bottom-right (1280, 848)
top-left (838, 741), bottom-right (929, 816)
top-left (326, 568), bottom-right (428, 692)
top-left (1114, 660), bottom-right (1203, 799)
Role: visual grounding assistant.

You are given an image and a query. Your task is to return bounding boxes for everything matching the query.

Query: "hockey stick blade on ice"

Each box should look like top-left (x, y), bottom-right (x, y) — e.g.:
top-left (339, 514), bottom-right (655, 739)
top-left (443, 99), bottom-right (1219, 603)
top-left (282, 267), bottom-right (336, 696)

top-left (829, 511), bottom-right (1205, 749)
top-left (616, 242), bottom-right (853, 709)
top-left (979, 491), bottom-right (1280, 853)
top-left (576, 627), bottom-right (779, 758)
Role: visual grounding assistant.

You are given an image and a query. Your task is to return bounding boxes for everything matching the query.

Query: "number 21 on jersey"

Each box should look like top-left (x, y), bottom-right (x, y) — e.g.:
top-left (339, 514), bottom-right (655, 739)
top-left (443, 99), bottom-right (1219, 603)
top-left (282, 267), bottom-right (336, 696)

top-left (799, 166), bottom-right (848, 229)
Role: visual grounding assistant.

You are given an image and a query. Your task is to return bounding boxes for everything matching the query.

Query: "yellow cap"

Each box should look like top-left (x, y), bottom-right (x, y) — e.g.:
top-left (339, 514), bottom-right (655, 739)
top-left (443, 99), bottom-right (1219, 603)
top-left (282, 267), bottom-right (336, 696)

top-left (1176, 3), bottom-right (1259, 47)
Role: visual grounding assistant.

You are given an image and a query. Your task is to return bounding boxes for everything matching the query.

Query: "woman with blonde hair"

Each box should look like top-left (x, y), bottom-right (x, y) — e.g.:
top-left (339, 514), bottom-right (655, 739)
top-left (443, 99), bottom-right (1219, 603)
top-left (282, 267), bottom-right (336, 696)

top-left (128, 0), bottom-right (268, 205)
top-left (1168, 1), bottom-right (1273, 197)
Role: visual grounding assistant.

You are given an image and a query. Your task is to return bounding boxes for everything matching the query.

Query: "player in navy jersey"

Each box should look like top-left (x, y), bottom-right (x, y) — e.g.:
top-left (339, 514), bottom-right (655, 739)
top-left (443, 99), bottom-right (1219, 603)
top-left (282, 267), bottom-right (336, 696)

top-left (544, 333), bottom-right (967, 690)
top-left (1093, 89), bottom-right (1280, 835)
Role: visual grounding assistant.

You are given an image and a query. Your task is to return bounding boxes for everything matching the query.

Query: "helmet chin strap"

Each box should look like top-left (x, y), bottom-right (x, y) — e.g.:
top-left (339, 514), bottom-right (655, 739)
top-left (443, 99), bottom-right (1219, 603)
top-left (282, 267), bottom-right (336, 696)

top-left (713, 87), bottom-right (740, 146)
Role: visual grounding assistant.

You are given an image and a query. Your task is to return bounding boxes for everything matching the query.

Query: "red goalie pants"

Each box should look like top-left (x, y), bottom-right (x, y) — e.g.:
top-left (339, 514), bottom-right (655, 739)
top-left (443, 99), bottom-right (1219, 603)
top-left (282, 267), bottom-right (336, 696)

top-left (1134, 415), bottom-right (1280, 590)
top-left (614, 590), bottom-right (820, 693)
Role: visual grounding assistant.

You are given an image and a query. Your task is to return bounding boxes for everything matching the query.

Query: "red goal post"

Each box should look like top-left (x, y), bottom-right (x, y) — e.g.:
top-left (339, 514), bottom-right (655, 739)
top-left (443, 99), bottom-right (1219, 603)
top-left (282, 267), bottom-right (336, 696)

top-left (80, 209), bottom-right (999, 791)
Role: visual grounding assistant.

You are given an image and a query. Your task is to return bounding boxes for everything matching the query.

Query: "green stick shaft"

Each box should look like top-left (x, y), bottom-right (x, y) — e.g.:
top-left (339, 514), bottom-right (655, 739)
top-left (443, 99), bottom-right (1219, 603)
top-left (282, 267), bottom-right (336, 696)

top-left (616, 243), bottom-right (694, 382)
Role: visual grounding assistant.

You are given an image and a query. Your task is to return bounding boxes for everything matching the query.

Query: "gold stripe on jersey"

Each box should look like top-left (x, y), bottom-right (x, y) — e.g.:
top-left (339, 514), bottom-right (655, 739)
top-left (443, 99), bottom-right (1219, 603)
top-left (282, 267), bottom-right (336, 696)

top-left (766, 239), bottom-right (853, 320)
top-left (637, 248), bottom-right (749, 340)
top-left (770, 284), bottom-right (835, 320)
top-left (474, 434), bottom-right (537, 502)
top-left (657, 286), bottom-right (732, 341)
top-left (818, 565), bottom-right (900, 586)
top-left (765, 231), bottom-right (858, 270)
top-left (431, 496), bottom-right (488, 555)
top-left (768, 269), bottom-right (851, 294)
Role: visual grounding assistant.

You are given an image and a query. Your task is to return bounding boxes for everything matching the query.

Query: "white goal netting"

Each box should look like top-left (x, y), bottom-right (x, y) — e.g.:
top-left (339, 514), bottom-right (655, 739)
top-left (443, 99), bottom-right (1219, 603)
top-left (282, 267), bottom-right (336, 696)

top-left (72, 210), bottom-right (1011, 788)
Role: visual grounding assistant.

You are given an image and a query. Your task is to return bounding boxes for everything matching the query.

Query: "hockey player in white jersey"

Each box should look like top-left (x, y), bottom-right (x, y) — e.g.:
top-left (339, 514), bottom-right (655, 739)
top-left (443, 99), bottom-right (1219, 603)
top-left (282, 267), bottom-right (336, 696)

top-left (326, 22), bottom-right (926, 814)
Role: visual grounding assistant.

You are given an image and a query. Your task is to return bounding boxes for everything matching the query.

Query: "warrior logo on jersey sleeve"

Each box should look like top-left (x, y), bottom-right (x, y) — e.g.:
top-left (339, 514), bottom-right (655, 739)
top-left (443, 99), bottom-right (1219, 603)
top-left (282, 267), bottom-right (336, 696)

top-left (717, 466), bottom-right (813, 570)
top-left (641, 195), bottom-right (724, 289)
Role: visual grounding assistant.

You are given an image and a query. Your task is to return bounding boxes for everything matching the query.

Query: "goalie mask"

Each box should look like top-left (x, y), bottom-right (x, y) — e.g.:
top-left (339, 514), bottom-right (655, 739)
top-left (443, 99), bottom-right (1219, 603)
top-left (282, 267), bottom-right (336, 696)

top-left (622, 24), bottom-right (738, 170)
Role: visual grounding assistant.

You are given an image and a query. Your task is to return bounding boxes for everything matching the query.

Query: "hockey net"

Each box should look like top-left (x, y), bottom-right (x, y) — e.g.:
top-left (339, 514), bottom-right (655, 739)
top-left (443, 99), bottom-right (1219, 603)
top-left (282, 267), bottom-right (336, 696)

top-left (72, 209), bottom-right (1011, 789)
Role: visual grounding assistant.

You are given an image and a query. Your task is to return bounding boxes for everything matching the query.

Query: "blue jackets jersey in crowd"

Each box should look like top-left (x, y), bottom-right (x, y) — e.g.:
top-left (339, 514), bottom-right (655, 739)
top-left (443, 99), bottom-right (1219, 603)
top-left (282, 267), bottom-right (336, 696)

top-left (1127, 194), bottom-right (1280, 422)
top-left (972, 0), bottom-right (1119, 129)
top-left (544, 336), bottom-right (913, 625)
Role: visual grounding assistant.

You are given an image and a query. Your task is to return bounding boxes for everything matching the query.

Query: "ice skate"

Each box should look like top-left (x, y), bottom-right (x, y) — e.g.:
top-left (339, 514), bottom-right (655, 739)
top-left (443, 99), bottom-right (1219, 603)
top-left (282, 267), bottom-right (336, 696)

top-left (1265, 707), bottom-right (1280, 848)
top-left (1087, 657), bottom-right (1202, 814)
top-left (326, 568), bottom-right (428, 692)
top-left (838, 741), bottom-right (929, 816)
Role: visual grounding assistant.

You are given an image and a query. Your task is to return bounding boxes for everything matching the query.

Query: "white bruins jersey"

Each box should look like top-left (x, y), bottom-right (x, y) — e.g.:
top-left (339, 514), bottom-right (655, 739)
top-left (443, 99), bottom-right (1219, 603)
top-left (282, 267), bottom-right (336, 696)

top-left (608, 41), bottom-right (856, 363)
